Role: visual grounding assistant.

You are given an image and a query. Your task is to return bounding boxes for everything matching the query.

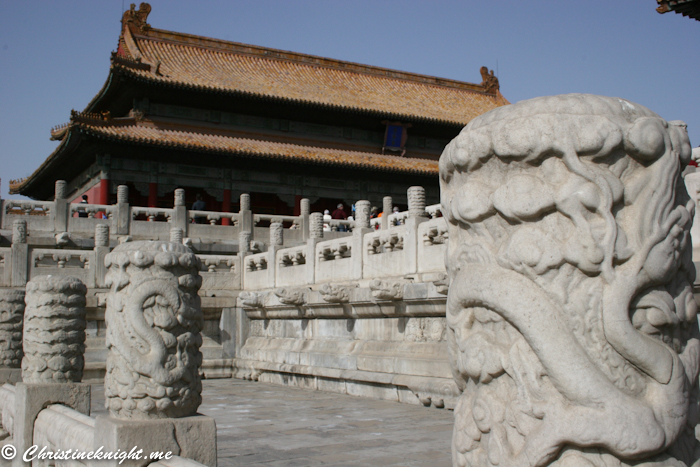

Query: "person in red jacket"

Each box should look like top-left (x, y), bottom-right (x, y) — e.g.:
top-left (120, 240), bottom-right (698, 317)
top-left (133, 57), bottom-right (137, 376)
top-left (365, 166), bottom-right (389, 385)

top-left (331, 203), bottom-right (347, 220)
top-left (332, 203), bottom-right (347, 231)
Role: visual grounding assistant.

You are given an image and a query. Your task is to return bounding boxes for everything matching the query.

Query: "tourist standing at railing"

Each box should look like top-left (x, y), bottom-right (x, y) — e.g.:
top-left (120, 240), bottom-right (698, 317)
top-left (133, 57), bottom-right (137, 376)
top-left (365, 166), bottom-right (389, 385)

top-left (323, 209), bottom-right (331, 231)
top-left (78, 195), bottom-right (88, 218)
top-left (331, 204), bottom-right (347, 220)
top-left (392, 206), bottom-right (401, 225)
top-left (192, 193), bottom-right (206, 224)
top-left (371, 206), bottom-right (380, 230)
top-left (332, 203), bottom-right (348, 232)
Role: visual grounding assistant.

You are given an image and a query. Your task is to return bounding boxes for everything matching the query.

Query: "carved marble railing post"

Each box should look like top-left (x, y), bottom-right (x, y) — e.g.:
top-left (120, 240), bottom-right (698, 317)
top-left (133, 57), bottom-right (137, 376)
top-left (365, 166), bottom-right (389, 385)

top-left (170, 227), bottom-right (184, 244)
top-left (270, 222), bottom-right (283, 247)
top-left (23, 276), bottom-right (87, 383)
top-left (305, 213), bottom-right (325, 284)
top-left (115, 184), bottom-right (130, 235)
top-left (355, 200), bottom-right (371, 229)
top-left (407, 186), bottom-right (427, 219)
top-left (96, 241), bottom-right (216, 466)
top-left (172, 188), bottom-right (188, 236)
top-left (403, 188), bottom-right (428, 275)
top-left (239, 193), bottom-right (253, 242)
top-left (441, 94), bottom-right (700, 466)
top-left (95, 224), bottom-right (110, 247)
top-left (268, 222), bottom-right (284, 287)
top-left (174, 188), bottom-right (186, 207)
top-left (240, 193), bottom-right (250, 212)
top-left (54, 180), bottom-right (67, 201)
top-left (239, 230), bottom-right (253, 291)
top-left (350, 200), bottom-right (372, 279)
top-left (53, 180), bottom-right (68, 233)
top-left (309, 213), bottom-right (323, 240)
top-left (300, 198), bottom-right (310, 241)
top-left (117, 184), bottom-right (128, 205)
top-left (13, 276), bottom-right (90, 466)
top-left (239, 231), bottom-right (251, 254)
top-left (11, 220), bottom-right (28, 287)
top-left (300, 198), bottom-right (310, 216)
top-left (0, 289), bottom-right (24, 383)
top-left (94, 223), bottom-right (111, 287)
top-left (12, 220), bottom-right (25, 246)
top-left (381, 196), bottom-right (392, 230)
top-left (239, 193), bottom-right (253, 250)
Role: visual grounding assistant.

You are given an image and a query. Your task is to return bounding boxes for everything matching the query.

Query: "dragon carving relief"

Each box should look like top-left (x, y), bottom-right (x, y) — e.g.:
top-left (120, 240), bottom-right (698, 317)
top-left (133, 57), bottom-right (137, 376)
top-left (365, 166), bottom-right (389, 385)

top-left (319, 283), bottom-right (356, 303)
top-left (104, 241), bottom-right (204, 420)
top-left (440, 94), bottom-right (699, 466)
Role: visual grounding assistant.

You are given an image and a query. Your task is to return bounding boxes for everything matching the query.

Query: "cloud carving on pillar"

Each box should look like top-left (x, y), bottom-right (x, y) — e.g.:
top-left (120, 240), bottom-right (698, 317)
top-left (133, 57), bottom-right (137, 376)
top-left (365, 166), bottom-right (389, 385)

top-left (439, 94), bottom-right (699, 466)
top-left (22, 276), bottom-right (86, 383)
top-left (0, 289), bottom-right (24, 369)
top-left (104, 241), bottom-right (204, 419)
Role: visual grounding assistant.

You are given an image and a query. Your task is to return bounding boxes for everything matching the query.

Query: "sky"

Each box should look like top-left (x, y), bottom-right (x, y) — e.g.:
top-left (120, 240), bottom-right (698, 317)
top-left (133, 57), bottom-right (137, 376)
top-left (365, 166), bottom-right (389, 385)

top-left (0, 1), bottom-right (698, 200)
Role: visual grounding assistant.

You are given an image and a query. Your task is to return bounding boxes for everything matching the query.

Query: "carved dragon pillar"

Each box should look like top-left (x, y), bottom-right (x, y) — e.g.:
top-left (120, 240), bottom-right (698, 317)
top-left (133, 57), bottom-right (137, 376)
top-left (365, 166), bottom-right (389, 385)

top-left (440, 94), bottom-right (699, 466)
top-left (103, 240), bottom-right (204, 419)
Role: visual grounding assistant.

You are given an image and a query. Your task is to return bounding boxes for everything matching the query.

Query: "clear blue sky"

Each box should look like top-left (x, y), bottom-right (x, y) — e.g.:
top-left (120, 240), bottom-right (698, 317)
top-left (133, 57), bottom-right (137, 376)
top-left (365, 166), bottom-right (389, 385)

top-left (1, 1), bottom-right (698, 200)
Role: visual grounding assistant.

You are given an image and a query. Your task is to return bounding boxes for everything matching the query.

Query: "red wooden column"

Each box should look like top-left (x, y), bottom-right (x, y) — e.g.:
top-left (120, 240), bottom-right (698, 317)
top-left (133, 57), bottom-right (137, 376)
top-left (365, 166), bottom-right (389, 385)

top-left (148, 182), bottom-right (158, 207)
top-left (98, 178), bottom-right (110, 205)
top-left (294, 195), bottom-right (302, 216)
top-left (222, 188), bottom-right (231, 225)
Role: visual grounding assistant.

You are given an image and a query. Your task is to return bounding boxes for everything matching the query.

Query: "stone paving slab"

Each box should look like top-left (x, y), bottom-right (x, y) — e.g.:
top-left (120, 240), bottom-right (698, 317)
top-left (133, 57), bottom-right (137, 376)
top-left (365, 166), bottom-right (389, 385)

top-left (91, 379), bottom-right (454, 466)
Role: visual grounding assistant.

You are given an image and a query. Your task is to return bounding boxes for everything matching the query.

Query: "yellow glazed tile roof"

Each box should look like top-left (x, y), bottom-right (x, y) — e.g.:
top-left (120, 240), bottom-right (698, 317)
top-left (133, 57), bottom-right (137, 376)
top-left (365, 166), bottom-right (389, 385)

top-left (12, 117), bottom-right (438, 195)
top-left (78, 122), bottom-right (439, 175)
top-left (112, 5), bottom-right (508, 126)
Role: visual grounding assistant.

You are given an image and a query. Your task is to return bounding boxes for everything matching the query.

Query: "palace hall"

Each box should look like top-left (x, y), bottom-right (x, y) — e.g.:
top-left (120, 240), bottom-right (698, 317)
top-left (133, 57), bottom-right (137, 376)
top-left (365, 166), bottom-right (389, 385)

top-left (10, 3), bottom-right (509, 216)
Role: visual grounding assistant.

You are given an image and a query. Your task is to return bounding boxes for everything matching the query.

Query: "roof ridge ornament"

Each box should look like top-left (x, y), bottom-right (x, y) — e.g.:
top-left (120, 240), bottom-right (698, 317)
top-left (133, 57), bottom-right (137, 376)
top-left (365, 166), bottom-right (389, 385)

top-left (8, 178), bottom-right (27, 192)
top-left (71, 109), bottom-right (113, 123)
top-left (50, 122), bottom-right (71, 141)
top-left (479, 66), bottom-right (500, 94)
top-left (111, 51), bottom-right (152, 71)
top-left (121, 3), bottom-right (152, 33)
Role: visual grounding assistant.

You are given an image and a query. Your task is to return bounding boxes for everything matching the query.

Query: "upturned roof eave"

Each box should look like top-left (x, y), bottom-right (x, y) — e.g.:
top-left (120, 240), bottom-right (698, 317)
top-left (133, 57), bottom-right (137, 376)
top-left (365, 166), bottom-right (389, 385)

top-left (83, 67), bottom-right (120, 114)
top-left (10, 127), bottom-right (81, 199)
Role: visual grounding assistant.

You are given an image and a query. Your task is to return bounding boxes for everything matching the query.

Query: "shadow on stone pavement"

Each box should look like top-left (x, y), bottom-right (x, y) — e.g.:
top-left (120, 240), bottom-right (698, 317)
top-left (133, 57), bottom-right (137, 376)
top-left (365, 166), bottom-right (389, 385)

top-left (90, 379), bottom-right (453, 467)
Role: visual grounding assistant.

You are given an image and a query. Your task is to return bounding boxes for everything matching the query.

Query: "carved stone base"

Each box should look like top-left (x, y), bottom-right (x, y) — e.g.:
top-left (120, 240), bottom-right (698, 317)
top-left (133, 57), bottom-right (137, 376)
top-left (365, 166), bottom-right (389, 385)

top-left (11, 382), bottom-right (90, 467)
top-left (200, 358), bottom-right (233, 379)
top-left (93, 414), bottom-right (217, 467)
top-left (232, 359), bottom-right (460, 410)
